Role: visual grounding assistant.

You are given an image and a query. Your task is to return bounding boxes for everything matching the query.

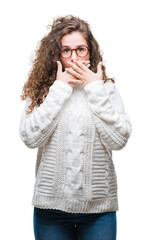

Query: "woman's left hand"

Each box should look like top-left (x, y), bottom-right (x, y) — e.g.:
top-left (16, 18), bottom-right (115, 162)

top-left (65, 60), bottom-right (103, 87)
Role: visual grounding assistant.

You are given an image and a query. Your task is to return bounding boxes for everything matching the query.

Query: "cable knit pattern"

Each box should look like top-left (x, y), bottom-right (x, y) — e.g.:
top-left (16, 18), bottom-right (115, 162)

top-left (19, 80), bottom-right (73, 149)
top-left (84, 80), bottom-right (132, 150)
top-left (19, 79), bottom-right (132, 213)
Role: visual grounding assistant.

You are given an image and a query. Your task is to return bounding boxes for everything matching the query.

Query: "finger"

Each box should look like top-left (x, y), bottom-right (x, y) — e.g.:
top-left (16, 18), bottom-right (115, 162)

top-left (68, 61), bottom-right (83, 74)
top-left (73, 60), bottom-right (88, 71)
top-left (57, 61), bottom-right (62, 74)
top-left (97, 61), bottom-right (103, 77)
top-left (65, 67), bottom-right (82, 80)
top-left (68, 79), bottom-right (83, 83)
top-left (81, 60), bottom-right (90, 66)
top-left (84, 61), bottom-right (90, 68)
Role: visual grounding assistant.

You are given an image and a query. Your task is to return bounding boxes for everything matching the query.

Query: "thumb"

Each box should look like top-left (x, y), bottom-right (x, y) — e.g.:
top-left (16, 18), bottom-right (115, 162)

top-left (57, 61), bottom-right (62, 74)
top-left (97, 61), bottom-right (103, 79)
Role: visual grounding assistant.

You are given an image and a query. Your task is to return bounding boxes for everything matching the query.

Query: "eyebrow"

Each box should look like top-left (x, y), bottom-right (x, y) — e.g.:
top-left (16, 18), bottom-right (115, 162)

top-left (61, 44), bottom-right (88, 48)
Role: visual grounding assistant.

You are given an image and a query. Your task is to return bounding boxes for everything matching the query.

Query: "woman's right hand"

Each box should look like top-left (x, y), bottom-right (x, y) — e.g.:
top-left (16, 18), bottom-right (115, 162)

top-left (56, 61), bottom-right (83, 88)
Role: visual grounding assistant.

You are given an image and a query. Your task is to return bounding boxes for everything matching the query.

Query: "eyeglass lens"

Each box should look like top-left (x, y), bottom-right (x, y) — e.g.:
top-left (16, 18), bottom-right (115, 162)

top-left (61, 46), bottom-right (89, 58)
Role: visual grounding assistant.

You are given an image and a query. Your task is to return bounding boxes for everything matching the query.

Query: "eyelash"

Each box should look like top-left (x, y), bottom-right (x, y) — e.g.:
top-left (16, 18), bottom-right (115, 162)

top-left (62, 47), bottom-right (84, 52)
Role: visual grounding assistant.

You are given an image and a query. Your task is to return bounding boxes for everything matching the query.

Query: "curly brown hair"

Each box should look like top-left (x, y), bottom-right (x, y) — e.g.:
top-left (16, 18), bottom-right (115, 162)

top-left (20, 15), bottom-right (115, 113)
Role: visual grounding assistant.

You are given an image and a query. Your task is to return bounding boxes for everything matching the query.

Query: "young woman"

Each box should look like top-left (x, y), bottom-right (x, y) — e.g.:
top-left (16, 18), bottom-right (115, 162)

top-left (19, 15), bottom-right (132, 240)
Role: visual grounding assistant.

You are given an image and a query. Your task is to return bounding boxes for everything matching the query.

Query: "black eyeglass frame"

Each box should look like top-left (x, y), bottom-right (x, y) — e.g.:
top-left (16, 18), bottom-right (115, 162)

top-left (61, 45), bottom-right (90, 59)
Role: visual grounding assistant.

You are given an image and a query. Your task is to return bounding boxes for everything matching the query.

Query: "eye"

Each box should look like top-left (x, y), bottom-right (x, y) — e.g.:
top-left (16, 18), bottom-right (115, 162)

top-left (62, 48), bottom-right (70, 53)
top-left (78, 47), bottom-right (85, 52)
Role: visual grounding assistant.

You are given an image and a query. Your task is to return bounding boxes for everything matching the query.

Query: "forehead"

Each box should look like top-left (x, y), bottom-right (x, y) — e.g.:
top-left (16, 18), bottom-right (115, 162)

top-left (61, 31), bottom-right (88, 47)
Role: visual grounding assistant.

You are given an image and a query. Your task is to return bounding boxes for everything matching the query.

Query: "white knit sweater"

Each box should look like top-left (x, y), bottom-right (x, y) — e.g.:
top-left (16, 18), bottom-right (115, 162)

top-left (19, 79), bottom-right (132, 213)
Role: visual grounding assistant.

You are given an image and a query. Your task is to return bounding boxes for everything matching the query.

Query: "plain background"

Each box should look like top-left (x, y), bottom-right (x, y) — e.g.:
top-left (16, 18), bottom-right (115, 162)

top-left (0, 0), bottom-right (151, 239)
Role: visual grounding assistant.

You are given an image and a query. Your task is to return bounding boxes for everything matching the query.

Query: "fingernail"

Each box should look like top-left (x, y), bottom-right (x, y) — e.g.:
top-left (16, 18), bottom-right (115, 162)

top-left (68, 61), bottom-right (71, 64)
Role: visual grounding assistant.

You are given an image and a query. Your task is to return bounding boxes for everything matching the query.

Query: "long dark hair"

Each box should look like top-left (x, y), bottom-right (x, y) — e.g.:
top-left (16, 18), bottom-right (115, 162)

top-left (21, 15), bottom-right (115, 113)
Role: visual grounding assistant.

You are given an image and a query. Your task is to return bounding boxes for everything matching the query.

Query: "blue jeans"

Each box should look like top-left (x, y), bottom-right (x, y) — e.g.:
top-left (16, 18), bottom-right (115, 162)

top-left (33, 207), bottom-right (117, 240)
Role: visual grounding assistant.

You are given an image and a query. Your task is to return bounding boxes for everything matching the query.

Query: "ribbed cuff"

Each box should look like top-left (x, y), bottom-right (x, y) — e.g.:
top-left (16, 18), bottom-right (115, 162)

top-left (84, 80), bottom-right (104, 92)
top-left (53, 80), bottom-right (73, 94)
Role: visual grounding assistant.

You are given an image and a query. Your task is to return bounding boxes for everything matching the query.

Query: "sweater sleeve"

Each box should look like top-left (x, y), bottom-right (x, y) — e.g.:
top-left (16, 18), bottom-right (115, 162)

top-left (19, 80), bottom-right (73, 149)
top-left (84, 80), bottom-right (132, 150)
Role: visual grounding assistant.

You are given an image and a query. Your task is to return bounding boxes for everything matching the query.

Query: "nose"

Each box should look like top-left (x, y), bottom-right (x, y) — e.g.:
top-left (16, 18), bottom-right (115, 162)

top-left (70, 49), bottom-right (78, 62)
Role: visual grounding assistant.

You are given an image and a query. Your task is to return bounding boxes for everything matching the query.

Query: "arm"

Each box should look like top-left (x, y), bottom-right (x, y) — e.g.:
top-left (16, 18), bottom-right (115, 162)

top-left (84, 80), bottom-right (132, 150)
top-left (19, 80), bottom-right (73, 149)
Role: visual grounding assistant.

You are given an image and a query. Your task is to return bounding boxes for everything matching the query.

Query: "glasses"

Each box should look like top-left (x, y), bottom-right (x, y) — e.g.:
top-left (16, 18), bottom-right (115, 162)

top-left (61, 45), bottom-right (90, 59)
